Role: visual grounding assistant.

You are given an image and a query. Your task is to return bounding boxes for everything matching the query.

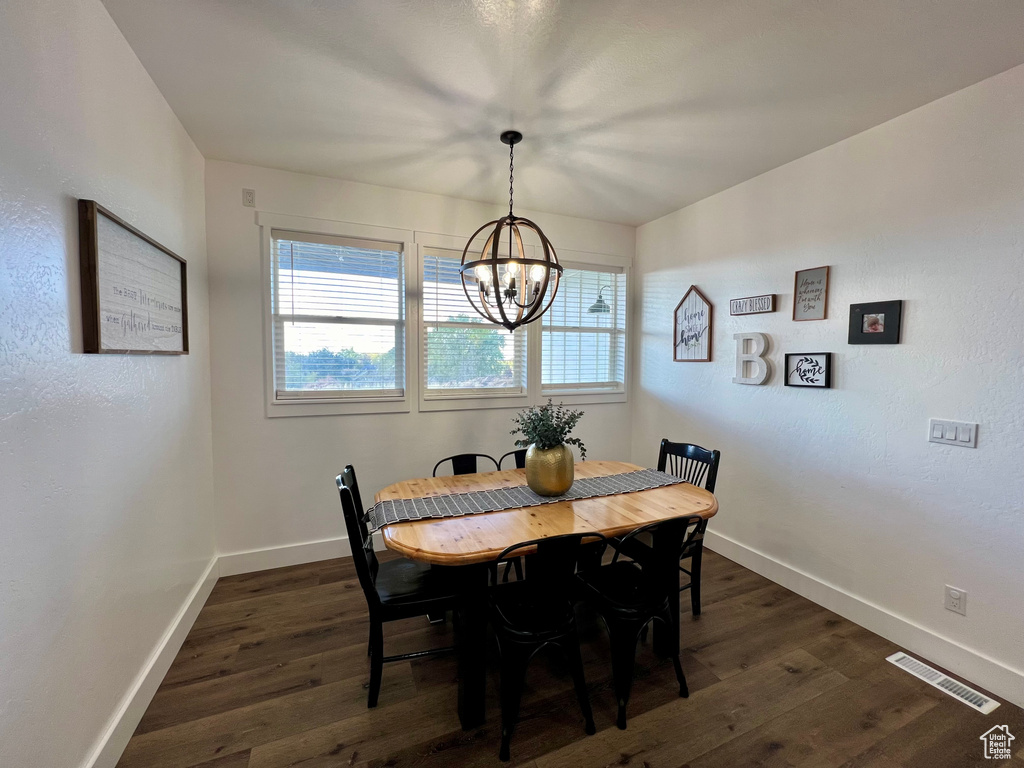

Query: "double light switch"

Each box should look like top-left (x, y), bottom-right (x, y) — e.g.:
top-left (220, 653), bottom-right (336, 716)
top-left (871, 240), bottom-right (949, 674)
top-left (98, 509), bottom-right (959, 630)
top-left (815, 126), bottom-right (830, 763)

top-left (928, 419), bottom-right (977, 448)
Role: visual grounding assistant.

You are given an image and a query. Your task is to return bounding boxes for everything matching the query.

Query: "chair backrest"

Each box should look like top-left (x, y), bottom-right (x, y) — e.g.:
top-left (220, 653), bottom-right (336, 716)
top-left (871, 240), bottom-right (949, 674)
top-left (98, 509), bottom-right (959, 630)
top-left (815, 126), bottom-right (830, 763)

top-left (612, 515), bottom-right (704, 591)
top-left (432, 453), bottom-right (499, 476)
top-left (657, 439), bottom-right (721, 494)
top-left (335, 466), bottom-right (380, 609)
top-left (498, 448), bottom-right (528, 470)
top-left (491, 532), bottom-right (607, 590)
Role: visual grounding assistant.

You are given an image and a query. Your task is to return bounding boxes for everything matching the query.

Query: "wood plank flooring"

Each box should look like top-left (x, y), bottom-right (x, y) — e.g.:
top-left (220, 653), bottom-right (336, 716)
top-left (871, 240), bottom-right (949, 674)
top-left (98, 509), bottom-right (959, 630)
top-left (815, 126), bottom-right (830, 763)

top-left (118, 551), bottom-right (1024, 767)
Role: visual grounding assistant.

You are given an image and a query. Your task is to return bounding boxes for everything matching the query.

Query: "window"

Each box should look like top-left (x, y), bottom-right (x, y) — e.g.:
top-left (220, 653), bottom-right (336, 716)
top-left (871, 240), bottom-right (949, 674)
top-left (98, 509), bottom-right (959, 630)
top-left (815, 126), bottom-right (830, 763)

top-left (542, 265), bottom-right (627, 393)
top-left (270, 229), bottom-right (405, 401)
top-left (421, 246), bottom-right (526, 398)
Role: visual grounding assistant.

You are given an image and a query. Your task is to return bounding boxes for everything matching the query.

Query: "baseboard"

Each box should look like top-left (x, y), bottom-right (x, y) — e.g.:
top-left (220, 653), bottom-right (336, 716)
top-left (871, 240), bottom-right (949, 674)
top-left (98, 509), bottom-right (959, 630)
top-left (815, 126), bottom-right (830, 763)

top-left (705, 529), bottom-right (1024, 709)
top-left (215, 534), bottom-right (394, 577)
top-left (83, 556), bottom-right (219, 768)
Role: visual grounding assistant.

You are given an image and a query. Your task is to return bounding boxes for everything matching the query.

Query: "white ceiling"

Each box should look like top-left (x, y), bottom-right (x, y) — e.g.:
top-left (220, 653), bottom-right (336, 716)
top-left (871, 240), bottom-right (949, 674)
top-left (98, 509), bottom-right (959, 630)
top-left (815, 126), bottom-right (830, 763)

top-left (102, 0), bottom-right (1024, 226)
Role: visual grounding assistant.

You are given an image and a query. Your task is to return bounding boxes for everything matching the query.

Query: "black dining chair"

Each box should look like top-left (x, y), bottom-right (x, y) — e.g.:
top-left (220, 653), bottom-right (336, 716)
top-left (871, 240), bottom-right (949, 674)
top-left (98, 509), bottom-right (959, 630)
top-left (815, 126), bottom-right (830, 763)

top-left (657, 439), bottom-right (720, 615)
top-left (498, 448), bottom-right (527, 470)
top-left (577, 515), bottom-right (700, 729)
top-left (488, 533), bottom-right (603, 762)
top-left (336, 466), bottom-right (457, 707)
top-left (432, 453), bottom-right (500, 476)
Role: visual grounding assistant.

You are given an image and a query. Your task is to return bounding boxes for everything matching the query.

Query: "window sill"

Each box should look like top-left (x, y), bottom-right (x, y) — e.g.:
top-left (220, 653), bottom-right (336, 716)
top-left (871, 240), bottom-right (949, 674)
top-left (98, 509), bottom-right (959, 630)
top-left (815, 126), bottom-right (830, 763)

top-left (418, 391), bottom-right (531, 412)
top-left (267, 396), bottom-right (410, 418)
top-left (539, 389), bottom-right (627, 405)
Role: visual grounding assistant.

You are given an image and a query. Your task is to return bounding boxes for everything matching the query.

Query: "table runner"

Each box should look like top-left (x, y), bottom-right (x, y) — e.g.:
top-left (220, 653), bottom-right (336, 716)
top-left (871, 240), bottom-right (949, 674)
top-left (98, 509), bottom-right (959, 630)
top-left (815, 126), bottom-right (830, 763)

top-left (366, 468), bottom-right (686, 532)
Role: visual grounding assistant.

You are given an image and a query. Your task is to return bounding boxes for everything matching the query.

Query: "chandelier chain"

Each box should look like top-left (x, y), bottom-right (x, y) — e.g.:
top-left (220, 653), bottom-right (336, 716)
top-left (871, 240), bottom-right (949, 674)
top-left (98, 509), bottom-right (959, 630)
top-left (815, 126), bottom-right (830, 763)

top-left (508, 141), bottom-right (514, 217)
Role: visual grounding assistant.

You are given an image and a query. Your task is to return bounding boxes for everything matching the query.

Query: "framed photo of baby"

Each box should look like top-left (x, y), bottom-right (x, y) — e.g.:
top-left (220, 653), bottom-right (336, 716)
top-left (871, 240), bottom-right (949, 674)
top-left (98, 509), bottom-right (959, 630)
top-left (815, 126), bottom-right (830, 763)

top-left (848, 300), bottom-right (903, 344)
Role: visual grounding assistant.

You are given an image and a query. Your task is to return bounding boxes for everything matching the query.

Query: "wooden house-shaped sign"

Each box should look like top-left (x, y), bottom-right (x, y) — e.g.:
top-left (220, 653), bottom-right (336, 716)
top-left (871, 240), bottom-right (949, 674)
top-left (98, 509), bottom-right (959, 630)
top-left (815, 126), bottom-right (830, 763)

top-left (674, 285), bottom-right (713, 362)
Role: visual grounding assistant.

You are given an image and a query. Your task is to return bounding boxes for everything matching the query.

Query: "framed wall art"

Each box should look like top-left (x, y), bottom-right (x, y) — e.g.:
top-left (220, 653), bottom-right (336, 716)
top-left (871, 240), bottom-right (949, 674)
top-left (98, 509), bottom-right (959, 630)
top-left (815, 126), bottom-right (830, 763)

top-left (78, 199), bottom-right (189, 355)
top-left (729, 294), bottom-right (775, 315)
top-left (785, 353), bottom-right (832, 388)
top-left (848, 300), bottom-right (902, 344)
top-left (674, 285), bottom-right (712, 362)
top-left (793, 266), bottom-right (829, 321)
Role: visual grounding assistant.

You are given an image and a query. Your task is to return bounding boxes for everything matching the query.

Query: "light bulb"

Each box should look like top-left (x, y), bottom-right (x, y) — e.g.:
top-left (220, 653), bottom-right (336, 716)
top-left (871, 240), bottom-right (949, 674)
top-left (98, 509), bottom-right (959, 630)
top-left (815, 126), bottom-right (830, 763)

top-left (506, 260), bottom-right (521, 276)
top-left (529, 264), bottom-right (546, 283)
top-left (502, 269), bottom-right (514, 287)
top-left (474, 264), bottom-right (492, 282)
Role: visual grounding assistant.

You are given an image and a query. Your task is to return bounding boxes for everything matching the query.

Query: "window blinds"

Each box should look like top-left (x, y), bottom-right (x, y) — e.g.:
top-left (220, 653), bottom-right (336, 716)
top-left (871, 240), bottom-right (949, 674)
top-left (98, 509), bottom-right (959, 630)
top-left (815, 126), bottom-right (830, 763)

top-left (421, 247), bottom-right (526, 395)
top-left (542, 266), bottom-right (626, 391)
top-left (271, 230), bottom-right (404, 399)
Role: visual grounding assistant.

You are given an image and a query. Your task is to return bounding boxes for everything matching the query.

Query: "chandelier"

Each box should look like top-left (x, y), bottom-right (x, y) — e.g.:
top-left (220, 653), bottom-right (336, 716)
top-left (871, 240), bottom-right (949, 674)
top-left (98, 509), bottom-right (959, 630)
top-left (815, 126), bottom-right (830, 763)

top-left (459, 131), bottom-right (563, 332)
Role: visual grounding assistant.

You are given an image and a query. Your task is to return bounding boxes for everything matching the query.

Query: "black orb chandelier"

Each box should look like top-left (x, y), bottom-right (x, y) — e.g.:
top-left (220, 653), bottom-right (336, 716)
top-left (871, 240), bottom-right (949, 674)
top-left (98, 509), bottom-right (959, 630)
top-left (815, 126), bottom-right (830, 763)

top-left (459, 131), bottom-right (563, 332)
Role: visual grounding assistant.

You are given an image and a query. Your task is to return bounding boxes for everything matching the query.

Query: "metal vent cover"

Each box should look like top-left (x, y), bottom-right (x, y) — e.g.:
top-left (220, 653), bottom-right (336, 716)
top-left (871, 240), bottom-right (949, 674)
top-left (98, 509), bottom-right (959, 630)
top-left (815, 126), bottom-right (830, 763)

top-left (887, 652), bottom-right (999, 714)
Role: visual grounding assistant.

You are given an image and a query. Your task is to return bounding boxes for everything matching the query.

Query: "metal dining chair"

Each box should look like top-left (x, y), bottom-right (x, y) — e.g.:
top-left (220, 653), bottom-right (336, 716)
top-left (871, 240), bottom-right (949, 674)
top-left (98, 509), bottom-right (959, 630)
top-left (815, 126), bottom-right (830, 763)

top-left (577, 515), bottom-right (700, 729)
top-left (432, 453), bottom-right (499, 476)
top-left (335, 466), bottom-right (457, 707)
top-left (498, 448), bottom-right (527, 470)
top-left (488, 532), bottom-right (604, 761)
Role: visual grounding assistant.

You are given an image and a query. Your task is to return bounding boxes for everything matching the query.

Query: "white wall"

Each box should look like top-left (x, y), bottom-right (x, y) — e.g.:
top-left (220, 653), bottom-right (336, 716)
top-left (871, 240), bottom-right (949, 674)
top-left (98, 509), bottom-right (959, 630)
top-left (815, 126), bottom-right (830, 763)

top-left (634, 64), bottom-right (1024, 704)
top-left (0, 1), bottom-right (217, 766)
top-left (205, 161), bottom-right (636, 560)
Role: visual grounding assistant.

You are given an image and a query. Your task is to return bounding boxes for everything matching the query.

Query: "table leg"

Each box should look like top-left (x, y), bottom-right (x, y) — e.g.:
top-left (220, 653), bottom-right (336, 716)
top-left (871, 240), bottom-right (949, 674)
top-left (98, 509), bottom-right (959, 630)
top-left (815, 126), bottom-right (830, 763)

top-left (652, 532), bottom-right (681, 659)
top-left (454, 563), bottom-right (488, 730)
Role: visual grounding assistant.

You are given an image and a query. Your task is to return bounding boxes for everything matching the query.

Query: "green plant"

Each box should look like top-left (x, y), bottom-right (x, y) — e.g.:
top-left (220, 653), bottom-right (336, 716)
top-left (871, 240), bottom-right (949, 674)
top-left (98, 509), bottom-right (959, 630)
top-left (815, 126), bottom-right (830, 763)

top-left (510, 400), bottom-right (587, 459)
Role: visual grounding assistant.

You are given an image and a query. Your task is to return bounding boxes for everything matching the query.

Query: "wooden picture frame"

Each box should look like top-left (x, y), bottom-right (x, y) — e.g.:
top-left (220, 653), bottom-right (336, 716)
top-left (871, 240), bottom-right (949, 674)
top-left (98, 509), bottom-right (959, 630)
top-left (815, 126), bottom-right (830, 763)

top-left (674, 285), bottom-right (712, 362)
top-left (730, 294), bottom-right (775, 315)
top-left (785, 353), bottom-right (832, 388)
top-left (79, 200), bottom-right (189, 355)
top-left (793, 266), bottom-right (830, 321)
top-left (848, 300), bottom-right (902, 344)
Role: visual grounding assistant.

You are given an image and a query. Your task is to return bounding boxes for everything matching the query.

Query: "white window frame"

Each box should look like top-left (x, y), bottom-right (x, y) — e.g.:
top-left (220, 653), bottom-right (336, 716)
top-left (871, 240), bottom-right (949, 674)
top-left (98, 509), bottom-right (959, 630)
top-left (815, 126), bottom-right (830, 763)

top-left (415, 232), bottom-right (531, 412)
top-left (536, 249), bottom-right (630, 405)
top-left (258, 212), bottom-right (416, 417)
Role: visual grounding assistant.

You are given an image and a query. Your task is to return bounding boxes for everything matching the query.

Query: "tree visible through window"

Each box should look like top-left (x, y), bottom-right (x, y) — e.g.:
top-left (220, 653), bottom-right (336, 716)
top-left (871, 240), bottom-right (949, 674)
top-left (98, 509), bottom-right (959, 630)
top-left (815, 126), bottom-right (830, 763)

top-left (271, 230), bottom-right (405, 399)
top-left (421, 248), bottom-right (525, 395)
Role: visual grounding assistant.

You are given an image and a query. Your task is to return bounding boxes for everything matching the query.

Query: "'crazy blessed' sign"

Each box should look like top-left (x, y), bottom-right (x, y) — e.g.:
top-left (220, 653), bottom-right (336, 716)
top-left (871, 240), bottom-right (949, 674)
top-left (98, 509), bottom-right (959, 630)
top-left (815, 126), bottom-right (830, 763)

top-left (729, 294), bottom-right (775, 315)
top-left (674, 286), bottom-right (712, 362)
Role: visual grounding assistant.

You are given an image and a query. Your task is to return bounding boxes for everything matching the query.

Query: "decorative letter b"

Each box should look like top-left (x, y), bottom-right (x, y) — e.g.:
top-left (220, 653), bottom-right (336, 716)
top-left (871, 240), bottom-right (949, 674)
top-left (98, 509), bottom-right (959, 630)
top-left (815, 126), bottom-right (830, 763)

top-left (733, 333), bottom-right (771, 385)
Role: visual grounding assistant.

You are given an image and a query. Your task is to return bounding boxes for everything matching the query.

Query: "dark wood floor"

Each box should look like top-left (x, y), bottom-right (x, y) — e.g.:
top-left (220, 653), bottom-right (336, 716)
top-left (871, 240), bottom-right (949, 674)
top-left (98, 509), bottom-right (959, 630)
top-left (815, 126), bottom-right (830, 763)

top-left (118, 550), bottom-right (1023, 768)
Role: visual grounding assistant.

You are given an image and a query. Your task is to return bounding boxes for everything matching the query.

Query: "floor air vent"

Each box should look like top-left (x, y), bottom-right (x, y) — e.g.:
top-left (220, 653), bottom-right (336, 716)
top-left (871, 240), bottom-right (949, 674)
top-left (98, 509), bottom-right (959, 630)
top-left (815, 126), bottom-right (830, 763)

top-left (886, 652), bottom-right (999, 714)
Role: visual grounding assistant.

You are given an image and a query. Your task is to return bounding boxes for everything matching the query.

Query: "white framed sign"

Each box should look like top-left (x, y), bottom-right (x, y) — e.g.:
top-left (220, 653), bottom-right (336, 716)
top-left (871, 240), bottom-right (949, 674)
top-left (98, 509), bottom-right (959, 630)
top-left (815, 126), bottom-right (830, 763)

top-left (674, 285), bottom-right (712, 362)
top-left (79, 200), bottom-right (188, 354)
top-left (793, 266), bottom-right (829, 321)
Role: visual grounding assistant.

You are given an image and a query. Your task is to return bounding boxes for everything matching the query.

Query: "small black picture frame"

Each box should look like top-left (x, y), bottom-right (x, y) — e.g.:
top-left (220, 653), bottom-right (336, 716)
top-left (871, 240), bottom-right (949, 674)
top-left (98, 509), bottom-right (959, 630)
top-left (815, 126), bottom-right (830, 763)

top-left (785, 353), bottom-right (832, 388)
top-left (849, 300), bottom-right (902, 345)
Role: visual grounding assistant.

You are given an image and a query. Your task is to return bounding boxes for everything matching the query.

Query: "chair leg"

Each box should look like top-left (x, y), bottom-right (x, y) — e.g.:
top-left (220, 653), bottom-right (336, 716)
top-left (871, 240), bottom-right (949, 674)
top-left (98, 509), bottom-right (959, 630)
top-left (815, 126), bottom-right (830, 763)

top-left (498, 642), bottom-right (530, 762)
top-left (367, 620), bottom-right (384, 708)
top-left (671, 653), bottom-right (690, 698)
top-left (607, 619), bottom-right (642, 730)
top-left (690, 546), bottom-right (703, 616)
top-left (562, 633), bottom-right (596, 735)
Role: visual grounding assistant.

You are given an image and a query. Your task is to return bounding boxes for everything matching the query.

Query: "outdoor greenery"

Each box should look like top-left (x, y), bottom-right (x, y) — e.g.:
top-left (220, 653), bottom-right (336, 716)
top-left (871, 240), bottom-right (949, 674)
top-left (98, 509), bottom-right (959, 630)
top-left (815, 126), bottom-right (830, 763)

top-left (427, 319), bottom-right (510, 387)
top-left (510, 400), bottom-right (587, 459)
top-left (283, 348), bottom-right (395, 390)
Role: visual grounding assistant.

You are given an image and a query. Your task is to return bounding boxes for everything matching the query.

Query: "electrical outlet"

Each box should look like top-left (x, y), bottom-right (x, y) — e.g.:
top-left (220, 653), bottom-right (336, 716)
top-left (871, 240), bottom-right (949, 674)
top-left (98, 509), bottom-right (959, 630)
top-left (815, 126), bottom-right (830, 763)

top-left (945, 585), bottom-right (967, 616)
top-left (242, 188), bottom-right (256, 208)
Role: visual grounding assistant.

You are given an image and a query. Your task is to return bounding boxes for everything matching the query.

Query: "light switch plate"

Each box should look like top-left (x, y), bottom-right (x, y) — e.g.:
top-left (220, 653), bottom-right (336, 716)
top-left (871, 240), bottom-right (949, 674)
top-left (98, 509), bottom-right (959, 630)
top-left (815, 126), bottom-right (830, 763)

top-left (928, 419), bottom-right (977, 448)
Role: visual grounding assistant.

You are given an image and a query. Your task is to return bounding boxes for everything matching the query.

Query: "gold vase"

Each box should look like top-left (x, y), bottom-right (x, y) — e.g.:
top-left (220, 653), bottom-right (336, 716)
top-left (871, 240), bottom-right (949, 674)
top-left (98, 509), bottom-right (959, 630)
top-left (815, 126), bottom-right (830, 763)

top-left (524, 443), bottom-right (574, 496)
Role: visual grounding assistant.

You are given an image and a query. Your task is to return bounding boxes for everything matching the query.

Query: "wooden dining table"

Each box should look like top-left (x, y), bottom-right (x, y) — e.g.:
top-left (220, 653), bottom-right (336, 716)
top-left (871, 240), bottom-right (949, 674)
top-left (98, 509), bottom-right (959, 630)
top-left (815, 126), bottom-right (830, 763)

top-left (374, 459), bottom-right (718, 730)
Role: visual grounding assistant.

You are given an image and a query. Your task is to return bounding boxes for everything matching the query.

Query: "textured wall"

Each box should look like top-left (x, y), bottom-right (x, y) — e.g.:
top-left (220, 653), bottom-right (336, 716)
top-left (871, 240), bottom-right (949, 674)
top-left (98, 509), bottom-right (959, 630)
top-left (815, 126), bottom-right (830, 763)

top-left (0, 1), bottom-right (216, 766)
top-left (205, 161), bottom-right (636, 557)
top-left (634, 64), bottom-right (1024, 702)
